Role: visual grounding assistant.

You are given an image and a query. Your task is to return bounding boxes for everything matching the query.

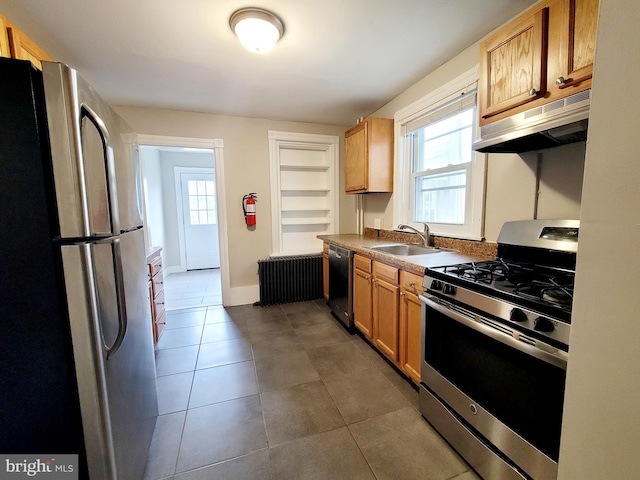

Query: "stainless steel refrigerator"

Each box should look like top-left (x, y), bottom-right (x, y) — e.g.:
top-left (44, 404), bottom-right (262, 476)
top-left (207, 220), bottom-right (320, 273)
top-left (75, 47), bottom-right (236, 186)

top-left (0, 58), bottom-right (158, 479)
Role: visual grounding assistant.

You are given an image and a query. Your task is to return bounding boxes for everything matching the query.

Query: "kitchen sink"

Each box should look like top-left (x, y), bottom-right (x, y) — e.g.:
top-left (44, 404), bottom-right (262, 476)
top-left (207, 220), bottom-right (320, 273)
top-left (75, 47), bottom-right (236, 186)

top-left (367, 243), bottom-right (446, 256)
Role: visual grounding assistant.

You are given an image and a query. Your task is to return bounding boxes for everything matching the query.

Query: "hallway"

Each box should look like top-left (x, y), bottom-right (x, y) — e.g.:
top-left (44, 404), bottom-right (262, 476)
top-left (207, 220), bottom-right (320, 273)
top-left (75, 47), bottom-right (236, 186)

top-left (163, 269), bottom-right (222, 311)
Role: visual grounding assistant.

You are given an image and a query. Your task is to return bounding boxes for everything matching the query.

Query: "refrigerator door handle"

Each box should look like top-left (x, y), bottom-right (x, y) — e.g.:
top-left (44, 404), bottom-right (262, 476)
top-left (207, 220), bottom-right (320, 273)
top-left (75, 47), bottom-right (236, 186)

top-left (105, 238), bottom-right (128, 359)
top-left (80, 103), bottom-right (120, 235)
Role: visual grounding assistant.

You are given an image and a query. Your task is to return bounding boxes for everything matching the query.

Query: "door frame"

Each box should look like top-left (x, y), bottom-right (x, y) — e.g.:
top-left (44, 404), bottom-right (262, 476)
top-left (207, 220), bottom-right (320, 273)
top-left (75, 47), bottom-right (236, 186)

top-left (138, 135), bottom-right (231, 305)
top-left (174, 166), bottom-right (219, 270)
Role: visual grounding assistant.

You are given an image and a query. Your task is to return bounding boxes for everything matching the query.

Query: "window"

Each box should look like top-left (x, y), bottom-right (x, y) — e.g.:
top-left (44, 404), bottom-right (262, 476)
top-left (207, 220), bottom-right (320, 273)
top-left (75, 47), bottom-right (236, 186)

top-left (395, 68), bottom-right (485, 240)
top-left (187, 179), bottom-right (217, 225)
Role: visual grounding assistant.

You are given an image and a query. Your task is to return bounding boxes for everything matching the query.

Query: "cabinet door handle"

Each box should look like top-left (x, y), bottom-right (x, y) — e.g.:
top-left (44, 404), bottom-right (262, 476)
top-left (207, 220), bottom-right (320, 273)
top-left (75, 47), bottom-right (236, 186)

top-left (409, 282), bottom-right (415, 287)
top-left (556, 76), bottom-right (567, 85)
top-left (400, 292), bottom-right (405, 297)
top-left (529, 88), bottom-right (539, 96)
top-left (365, 275), bottom-right (370, 280)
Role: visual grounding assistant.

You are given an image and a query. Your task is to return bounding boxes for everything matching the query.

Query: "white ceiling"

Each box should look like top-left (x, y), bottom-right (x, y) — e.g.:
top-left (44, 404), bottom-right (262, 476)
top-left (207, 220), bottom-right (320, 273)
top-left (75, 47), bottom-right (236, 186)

top-left (1, 0), bottom-right (537, 126)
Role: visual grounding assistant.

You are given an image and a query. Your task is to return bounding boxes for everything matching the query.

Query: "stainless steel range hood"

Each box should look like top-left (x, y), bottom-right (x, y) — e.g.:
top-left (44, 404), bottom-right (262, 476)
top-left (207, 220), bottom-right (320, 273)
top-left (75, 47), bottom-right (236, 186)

top-left (473, 89), bottom-right (590, 153)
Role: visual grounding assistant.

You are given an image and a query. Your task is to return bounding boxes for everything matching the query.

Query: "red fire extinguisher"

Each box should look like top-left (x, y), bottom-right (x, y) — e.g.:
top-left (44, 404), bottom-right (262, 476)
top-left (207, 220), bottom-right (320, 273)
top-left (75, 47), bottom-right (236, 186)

top-left (242, 193), bottom-right (258, 227)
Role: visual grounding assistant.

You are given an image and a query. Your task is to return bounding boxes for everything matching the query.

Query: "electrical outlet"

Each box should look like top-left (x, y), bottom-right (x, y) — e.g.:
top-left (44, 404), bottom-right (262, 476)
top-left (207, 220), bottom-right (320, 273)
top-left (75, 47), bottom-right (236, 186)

top-left (373, 218), bottom-right (382, 229)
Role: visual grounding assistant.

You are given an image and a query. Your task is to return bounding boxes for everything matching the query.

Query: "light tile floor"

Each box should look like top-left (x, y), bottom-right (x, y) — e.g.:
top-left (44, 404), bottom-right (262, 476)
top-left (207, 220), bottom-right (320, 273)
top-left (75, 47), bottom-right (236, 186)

top-left (144, 299), bottom-right (481, 480)
top-left (163, 269), bottom-right (222, 311)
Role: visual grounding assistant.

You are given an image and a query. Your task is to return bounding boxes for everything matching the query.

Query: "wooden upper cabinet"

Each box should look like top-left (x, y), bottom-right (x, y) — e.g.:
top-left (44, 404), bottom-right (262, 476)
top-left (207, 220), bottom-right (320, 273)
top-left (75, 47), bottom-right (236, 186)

top-left (479, 0), bottom-right (599, 125)
top-left (479, 7), bottom-right (548, 122)
top-left (5, 20), bottom-right (54, 70)
top-left (546, 0), bottom-right (599, 96)
top-left (344, 116), bottom-right (393, 194)
top-left (0, 15), bottom-right (10, 58)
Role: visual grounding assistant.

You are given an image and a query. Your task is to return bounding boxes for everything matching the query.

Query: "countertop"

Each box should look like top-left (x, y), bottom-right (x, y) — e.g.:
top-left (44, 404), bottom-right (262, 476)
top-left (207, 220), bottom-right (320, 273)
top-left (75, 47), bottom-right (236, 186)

top-left (318, 233), bottom-right (493, 276)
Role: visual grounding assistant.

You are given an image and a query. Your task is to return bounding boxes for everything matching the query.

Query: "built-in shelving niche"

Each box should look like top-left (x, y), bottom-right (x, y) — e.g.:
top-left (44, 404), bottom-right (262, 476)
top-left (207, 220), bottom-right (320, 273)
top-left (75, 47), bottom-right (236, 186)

top-left (269, 131), bottom-right (339, 256)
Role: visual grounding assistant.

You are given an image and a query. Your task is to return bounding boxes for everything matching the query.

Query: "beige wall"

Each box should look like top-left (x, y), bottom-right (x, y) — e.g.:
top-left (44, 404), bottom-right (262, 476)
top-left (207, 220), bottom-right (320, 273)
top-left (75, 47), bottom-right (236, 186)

top-left (367, 41), bottom-right (585, 242)
top-left (558, 0), bottom-right (640, 476)
top-left (115, 107), bottom-right (351, 291)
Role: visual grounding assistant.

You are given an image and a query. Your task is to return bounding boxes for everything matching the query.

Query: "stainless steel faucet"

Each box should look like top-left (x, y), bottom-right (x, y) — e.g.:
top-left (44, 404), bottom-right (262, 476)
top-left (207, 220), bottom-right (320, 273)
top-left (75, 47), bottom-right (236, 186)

top-left (397, 223), bottom-right (431, 247)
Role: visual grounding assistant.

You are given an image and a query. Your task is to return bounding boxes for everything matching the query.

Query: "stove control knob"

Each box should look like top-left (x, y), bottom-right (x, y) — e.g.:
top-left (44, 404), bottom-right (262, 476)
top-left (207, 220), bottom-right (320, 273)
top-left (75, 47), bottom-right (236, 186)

top-left (430, 280), bottom-right (443, 291)
top-left (509, 308), bottom-right (528, 322)
top-left (534, 316), bottom-right (555, 332)
top-left (443, 284), bottom-right (457, 295)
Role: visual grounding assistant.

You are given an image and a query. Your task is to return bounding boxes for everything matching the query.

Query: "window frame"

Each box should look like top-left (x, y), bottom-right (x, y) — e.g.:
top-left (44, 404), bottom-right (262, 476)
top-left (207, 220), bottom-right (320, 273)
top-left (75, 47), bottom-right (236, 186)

top-left (186, 178), bottom-right (217, 225)
top-left (393, 67), bottom-right (486, 240)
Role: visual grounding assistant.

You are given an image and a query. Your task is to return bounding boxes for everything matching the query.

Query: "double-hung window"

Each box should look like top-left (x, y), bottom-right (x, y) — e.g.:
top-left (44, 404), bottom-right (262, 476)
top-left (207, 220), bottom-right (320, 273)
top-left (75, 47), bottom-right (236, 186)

top-left (396, 69), bottom-right (485, 239)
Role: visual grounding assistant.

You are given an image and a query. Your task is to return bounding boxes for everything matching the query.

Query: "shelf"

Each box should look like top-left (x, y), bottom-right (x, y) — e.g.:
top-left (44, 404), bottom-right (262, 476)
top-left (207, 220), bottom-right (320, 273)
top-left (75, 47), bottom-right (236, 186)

top-left (281, 208), bottom-right (330, 213)
top-left (280, 164), bottom-right (330, 171)
top-left (282, 218), bottom-right (330, 226)
top-left (281, 189), bottom-right (330, 193)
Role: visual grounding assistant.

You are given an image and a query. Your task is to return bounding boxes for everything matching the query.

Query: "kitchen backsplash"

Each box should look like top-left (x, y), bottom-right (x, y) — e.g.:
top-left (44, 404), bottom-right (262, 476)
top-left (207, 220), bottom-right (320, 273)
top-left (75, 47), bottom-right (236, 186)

top-left (364, 227), bottom-right (498, 259)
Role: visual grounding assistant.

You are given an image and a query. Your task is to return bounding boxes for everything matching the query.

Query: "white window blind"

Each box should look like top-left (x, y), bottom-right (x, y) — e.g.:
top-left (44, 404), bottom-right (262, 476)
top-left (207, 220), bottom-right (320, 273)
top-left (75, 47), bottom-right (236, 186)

top-left (395, 72), bottom-right (485, 240)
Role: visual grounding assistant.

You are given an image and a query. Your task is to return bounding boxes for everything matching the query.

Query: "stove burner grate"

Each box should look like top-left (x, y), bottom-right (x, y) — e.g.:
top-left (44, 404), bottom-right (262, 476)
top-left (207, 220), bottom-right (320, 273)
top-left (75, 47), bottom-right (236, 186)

top-left (514, 279), bottom-right (574, 307)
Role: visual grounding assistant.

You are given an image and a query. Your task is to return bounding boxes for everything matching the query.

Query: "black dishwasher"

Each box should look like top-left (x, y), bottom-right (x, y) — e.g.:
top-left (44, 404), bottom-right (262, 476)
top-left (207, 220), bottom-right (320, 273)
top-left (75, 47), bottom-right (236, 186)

top-left (328, 244), bottom-right (354, 331)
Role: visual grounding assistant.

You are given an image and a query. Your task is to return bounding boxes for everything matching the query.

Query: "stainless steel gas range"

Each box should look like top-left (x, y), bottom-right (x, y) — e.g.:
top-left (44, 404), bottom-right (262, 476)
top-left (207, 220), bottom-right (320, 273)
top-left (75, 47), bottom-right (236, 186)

top-left (419, 219), bottom-right (578, 480)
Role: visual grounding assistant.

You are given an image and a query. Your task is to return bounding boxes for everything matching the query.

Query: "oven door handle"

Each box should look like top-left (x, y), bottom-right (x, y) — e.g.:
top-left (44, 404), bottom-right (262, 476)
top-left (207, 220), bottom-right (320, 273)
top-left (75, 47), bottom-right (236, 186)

top-left (420, 294), bottom-right (567, 370)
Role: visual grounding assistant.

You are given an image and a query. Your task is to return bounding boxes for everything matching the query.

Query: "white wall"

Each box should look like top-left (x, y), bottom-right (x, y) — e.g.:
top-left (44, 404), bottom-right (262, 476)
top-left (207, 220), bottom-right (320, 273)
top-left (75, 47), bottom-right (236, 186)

top-left (140, 147), bottom-right (166, 254)
top-left (558, 0), bottom-right (640, 476)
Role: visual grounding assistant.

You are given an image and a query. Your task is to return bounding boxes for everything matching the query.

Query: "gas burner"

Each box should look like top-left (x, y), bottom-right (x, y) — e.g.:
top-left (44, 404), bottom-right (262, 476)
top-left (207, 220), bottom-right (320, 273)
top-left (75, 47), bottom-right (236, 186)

top-left (464, 268), bottom-right (484, 278)
top-left (542, 288), bottom-right (572, 305)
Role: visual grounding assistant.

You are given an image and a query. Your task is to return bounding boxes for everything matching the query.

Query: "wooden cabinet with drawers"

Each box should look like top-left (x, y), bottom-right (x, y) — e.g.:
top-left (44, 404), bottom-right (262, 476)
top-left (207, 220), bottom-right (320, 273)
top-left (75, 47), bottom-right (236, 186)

top-left (146, 247), bottom-right (166, 344)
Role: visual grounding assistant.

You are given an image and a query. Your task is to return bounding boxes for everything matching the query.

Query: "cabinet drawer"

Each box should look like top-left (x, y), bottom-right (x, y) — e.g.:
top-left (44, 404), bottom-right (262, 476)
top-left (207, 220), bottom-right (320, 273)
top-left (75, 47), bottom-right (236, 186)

top-left (148, 257), bottom-right (162, 277)
top-left (400, 271), bottom-right (423, 296)
top-left (155, 308), bottom-right (166, 341)
top-left (154, 289), bottom-right (165, 309)
top-left (373, 261), bottom-right (398, 285)
top-left (151, 271), bottom-right (164, 298)
top-left (154, 298), bottom-right (166, 322)
top-left (354, 254), bottom-right (372, 273)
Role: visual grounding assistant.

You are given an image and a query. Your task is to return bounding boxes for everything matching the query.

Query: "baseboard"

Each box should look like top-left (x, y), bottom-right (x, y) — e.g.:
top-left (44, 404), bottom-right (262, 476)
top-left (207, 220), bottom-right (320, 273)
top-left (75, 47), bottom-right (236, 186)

top-left (224, 284), bottom-right (259, 307)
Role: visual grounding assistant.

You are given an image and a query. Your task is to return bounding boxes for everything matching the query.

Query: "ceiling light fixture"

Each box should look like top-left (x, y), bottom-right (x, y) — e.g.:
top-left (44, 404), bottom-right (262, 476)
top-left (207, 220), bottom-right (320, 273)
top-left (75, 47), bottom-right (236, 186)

top-left (229, 7), bottom-right (284, 54)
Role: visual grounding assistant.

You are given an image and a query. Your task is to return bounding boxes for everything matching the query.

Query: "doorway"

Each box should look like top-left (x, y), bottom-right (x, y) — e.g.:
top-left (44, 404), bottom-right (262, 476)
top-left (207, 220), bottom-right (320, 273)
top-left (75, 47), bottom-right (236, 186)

top-left (177, 168), bottom-right (220, 270)
top-left (139, 135), bottom-right (228, 309)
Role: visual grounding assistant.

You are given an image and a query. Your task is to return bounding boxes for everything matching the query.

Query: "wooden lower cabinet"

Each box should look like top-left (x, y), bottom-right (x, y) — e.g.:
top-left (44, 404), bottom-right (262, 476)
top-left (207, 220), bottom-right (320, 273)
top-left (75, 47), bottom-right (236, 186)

top-left (372, 261), bottom-right (400, 363)
top-left (373, 276), bottom-right (399, 362)
top-left (399, 271), bottom-right (423, 384)
top-left (353, 254), bottom-right (373, 338)
top-left (353, 257), bottom-right (423, 384)
top-left (146, 247), bottom-right (166, 344)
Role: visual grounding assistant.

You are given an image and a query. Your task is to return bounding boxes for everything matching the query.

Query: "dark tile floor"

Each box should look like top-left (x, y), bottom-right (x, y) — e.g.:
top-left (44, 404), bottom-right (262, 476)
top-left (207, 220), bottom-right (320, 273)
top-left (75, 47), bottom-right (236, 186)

top-left (144, 299), bottom-right (480, 480)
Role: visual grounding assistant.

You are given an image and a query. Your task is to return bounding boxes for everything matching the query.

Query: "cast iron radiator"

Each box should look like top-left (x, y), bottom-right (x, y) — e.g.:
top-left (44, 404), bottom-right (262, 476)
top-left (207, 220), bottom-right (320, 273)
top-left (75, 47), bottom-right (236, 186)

top-left (257, 254), bottom-right (323, 306)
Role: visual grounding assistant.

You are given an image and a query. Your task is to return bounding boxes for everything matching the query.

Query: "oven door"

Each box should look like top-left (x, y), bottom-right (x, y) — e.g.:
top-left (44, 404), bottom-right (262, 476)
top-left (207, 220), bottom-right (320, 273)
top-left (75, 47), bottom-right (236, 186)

top-left (419, 294), bottom-right (567, 480)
